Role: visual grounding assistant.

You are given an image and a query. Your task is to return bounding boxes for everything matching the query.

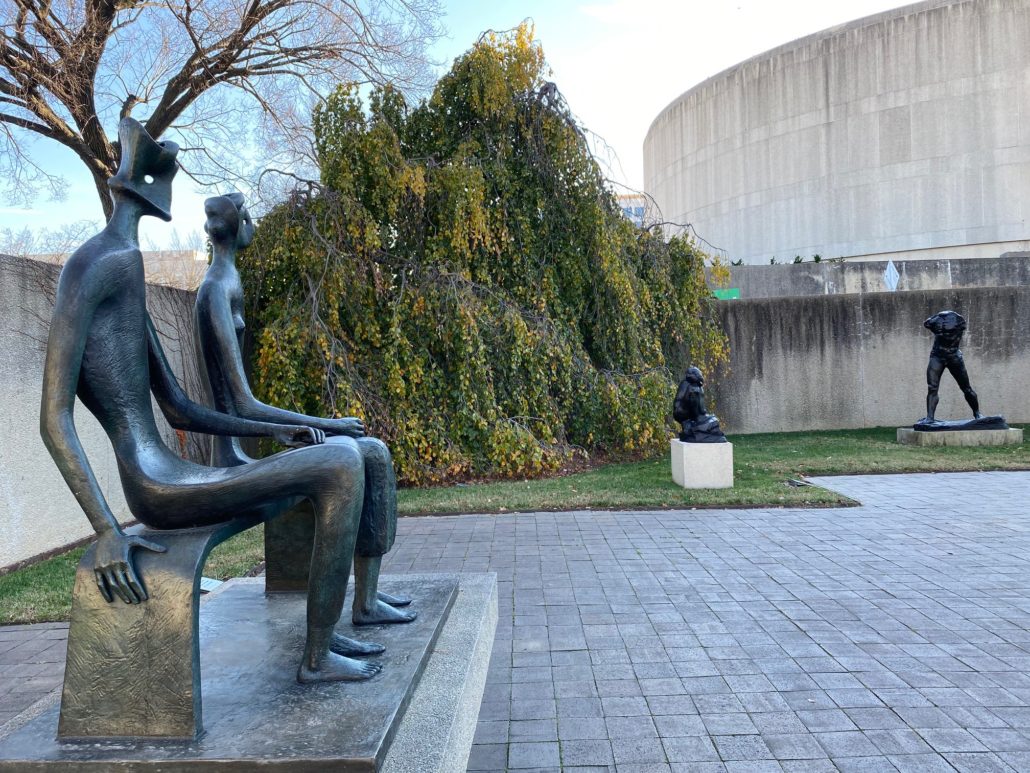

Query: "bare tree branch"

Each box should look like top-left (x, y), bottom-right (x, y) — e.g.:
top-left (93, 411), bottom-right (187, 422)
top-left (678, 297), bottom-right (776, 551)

top-left (0, 0), bottom-right (443, 218)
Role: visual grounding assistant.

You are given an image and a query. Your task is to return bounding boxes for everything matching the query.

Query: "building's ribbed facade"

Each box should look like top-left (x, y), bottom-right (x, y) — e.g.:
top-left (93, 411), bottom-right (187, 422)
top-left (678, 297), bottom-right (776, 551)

top-left (644, 0), bottom-right (1030, 264)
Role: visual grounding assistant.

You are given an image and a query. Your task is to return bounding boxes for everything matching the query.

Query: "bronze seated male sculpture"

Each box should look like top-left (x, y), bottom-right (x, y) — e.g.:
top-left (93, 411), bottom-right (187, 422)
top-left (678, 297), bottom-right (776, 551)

top-left (40, 117), bottom-right (385, 711)
top-left (194, 192), bottom-right (415, 628)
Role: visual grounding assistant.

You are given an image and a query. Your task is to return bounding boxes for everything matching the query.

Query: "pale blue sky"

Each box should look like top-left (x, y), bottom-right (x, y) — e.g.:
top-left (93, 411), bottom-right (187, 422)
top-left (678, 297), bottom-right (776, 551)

top-left (2, 0), bottom-right (905, 249)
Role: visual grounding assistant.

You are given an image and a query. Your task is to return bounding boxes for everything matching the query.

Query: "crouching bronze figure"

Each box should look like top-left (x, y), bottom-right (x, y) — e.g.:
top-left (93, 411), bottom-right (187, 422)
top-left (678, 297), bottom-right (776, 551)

top-left (673, 366), bottom-right (727, 443)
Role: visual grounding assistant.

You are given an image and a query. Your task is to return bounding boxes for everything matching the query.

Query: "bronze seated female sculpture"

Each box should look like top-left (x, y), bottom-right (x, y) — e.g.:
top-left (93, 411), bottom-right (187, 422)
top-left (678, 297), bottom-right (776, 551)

top-left (40, 118), bottom-right (379, 683)
top-left (194, 192), bottom-right (415, 628)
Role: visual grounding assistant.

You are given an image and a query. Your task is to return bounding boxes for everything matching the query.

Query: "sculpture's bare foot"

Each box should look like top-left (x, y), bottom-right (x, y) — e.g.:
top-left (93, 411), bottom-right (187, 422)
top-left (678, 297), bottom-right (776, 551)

top-left (297, 652), bottom-right (382, 683)
top-left (353, 600), bottom-right (418, 626)
top-left (331, 632), bottom-right (385, 656)
top-left (377, 590), bottom-right (412, 608)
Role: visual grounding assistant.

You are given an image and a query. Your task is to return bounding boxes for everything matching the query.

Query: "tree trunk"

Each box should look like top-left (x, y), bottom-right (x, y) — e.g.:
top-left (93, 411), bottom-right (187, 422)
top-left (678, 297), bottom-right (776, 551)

top-left (92, 170), bottom-right (114, 221)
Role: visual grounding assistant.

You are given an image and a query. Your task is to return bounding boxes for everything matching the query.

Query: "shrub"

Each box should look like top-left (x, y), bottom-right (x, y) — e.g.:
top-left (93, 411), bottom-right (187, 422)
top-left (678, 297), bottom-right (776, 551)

top-left (242, 25), bottom-right (727, 484)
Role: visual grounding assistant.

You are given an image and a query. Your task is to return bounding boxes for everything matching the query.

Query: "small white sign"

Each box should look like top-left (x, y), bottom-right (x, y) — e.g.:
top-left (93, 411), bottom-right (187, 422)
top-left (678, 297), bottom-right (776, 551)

top-left (883, 260), bottom-right (900, 292)
top-left (199, 577), bottom-right (223, 594)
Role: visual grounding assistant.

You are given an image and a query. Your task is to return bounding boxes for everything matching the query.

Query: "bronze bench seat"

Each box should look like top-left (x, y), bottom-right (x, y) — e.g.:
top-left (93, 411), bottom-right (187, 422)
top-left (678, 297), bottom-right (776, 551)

top-left (58, 517), bottom-right (261, 741)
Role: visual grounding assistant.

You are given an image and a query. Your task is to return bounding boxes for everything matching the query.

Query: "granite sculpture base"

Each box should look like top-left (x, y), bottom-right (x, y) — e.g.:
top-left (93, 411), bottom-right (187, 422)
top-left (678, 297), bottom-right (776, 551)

top-left (898, 427), bottom-right (1023, 447)
top-left (0, 573), bottom-right (499, 772)
top-left (671, 438), bottom-right (734, 489)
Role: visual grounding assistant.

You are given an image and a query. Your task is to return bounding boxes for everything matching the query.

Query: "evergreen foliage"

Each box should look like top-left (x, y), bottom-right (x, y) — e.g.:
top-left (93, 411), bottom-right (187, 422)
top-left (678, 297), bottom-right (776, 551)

top-left (242, 25), bottom-right (728, 484)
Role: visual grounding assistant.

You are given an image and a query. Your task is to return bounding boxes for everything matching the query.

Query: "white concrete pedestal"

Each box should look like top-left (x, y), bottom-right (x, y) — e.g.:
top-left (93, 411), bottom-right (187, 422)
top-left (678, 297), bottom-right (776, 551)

top-left (671, 439), bottom-right (734, 489)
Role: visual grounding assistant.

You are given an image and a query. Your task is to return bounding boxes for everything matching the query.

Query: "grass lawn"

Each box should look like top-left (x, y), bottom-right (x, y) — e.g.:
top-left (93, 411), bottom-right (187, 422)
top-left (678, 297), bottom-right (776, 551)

top-left (0, 527), bottom-right (266, 625)
top-left (3, 426), bottom-right (1026, 625)
top-left (398, 426), bottom-right (1030, 514)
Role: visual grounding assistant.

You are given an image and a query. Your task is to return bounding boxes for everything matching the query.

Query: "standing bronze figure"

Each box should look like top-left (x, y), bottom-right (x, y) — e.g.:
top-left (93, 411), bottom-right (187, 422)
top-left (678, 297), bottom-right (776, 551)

top-left (921, 310), bottom-right (979, 424)
top-left (194, 192), bottom-right (415, 627)
top-left (40, 118), bottom-right (379, 683)
top-left (914, 309), bottom-right (1007, 431)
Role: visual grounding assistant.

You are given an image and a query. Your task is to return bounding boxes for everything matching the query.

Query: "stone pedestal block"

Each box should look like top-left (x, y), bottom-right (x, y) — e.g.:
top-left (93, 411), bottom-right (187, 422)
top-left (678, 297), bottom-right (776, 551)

top-left (671, 439), bottom-right (734, 489)
top-left (897, 427), bottom-right (1023, 447)
top-left (0, 573), bottom-right (498, 772)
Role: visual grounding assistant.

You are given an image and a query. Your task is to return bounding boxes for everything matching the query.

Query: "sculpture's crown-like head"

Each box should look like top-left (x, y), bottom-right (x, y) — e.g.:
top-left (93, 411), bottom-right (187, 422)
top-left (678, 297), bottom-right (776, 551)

top-left (108, 118), bottom-right (179, 222)
top-left (204, 192), bottom-right (255, 250)
top-left (685, 366), bottom-right (704, 385)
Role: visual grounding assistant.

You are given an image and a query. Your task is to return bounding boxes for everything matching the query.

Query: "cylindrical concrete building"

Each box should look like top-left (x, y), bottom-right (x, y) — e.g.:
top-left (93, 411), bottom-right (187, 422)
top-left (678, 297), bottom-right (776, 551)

top-left (644, 0), bottom-right (1030, 264)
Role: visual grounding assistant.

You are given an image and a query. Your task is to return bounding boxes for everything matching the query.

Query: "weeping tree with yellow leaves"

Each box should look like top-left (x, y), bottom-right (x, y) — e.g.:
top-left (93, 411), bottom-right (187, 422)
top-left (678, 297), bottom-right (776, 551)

top-left (242, 25), bottom-right (728, 484)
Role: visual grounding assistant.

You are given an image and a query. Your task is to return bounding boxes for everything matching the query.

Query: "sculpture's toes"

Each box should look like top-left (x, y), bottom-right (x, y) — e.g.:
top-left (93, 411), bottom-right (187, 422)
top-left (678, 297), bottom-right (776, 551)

top-left (297, 653), bottom-right (382, 683)
top-left (353, 600), bottom-right (418, 626)
top-left (352, 660), bottom-right (383, 679)
top-left (330, 632), bottom-right (386, 656)
top-left (377, 590), bottom-right (413, 608)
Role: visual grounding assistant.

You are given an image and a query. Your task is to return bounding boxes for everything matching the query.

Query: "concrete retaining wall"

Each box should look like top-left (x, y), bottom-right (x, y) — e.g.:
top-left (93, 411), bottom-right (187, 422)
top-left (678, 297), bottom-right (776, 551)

top-left (645, 0), bottom-right (1030, 264)
top-left (6, 252), bottom-right (1027, 562)
top-left (713, 255), bottom-right (1030, 298)
top-left (0, 255), bottom-right (204, 569)
top-left (714, 286), bottom-right (1030, 433)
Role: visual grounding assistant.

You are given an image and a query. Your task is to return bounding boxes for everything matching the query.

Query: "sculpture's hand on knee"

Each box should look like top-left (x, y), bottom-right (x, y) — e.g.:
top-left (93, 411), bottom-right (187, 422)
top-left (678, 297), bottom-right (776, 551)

top-left (274, 425), bottom-right (326, 448)
top-left (93, 531), bottom-right (166, 604)
top-left (324, 417), bottom-right (365, 438)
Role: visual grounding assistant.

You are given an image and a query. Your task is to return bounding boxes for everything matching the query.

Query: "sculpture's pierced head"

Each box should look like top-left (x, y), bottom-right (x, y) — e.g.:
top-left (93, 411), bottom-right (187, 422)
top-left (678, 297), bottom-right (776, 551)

top-left (684, 366), bottom-right (704, 385)
top-left (108, 118), bottom-right (179, 222)
top-left (204, 192), bottom-right (255, 250)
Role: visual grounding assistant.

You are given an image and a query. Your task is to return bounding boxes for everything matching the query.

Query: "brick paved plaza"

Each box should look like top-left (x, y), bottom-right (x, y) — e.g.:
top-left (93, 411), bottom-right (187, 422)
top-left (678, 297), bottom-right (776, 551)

top-left (5, 471), bottom-right (1030, 771)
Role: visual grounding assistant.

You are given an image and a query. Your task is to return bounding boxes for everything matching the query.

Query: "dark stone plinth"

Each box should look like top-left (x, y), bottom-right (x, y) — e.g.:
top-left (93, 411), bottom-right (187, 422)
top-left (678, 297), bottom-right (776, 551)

top-left (914, 414), bottom-right (1009, 432)
top-left (0, 575), bottom-right (459, 771)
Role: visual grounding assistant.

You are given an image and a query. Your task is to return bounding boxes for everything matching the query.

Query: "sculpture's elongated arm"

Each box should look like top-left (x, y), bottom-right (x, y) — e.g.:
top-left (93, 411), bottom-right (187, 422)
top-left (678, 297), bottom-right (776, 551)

top-left (146, 313), bottom-right (321, 443)
top-left (39, 262), bottom-right (120, 536)
top-left (40, 259), bottom-right (166, 604)
top-left (197, 288), bottom-right (363, 435)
